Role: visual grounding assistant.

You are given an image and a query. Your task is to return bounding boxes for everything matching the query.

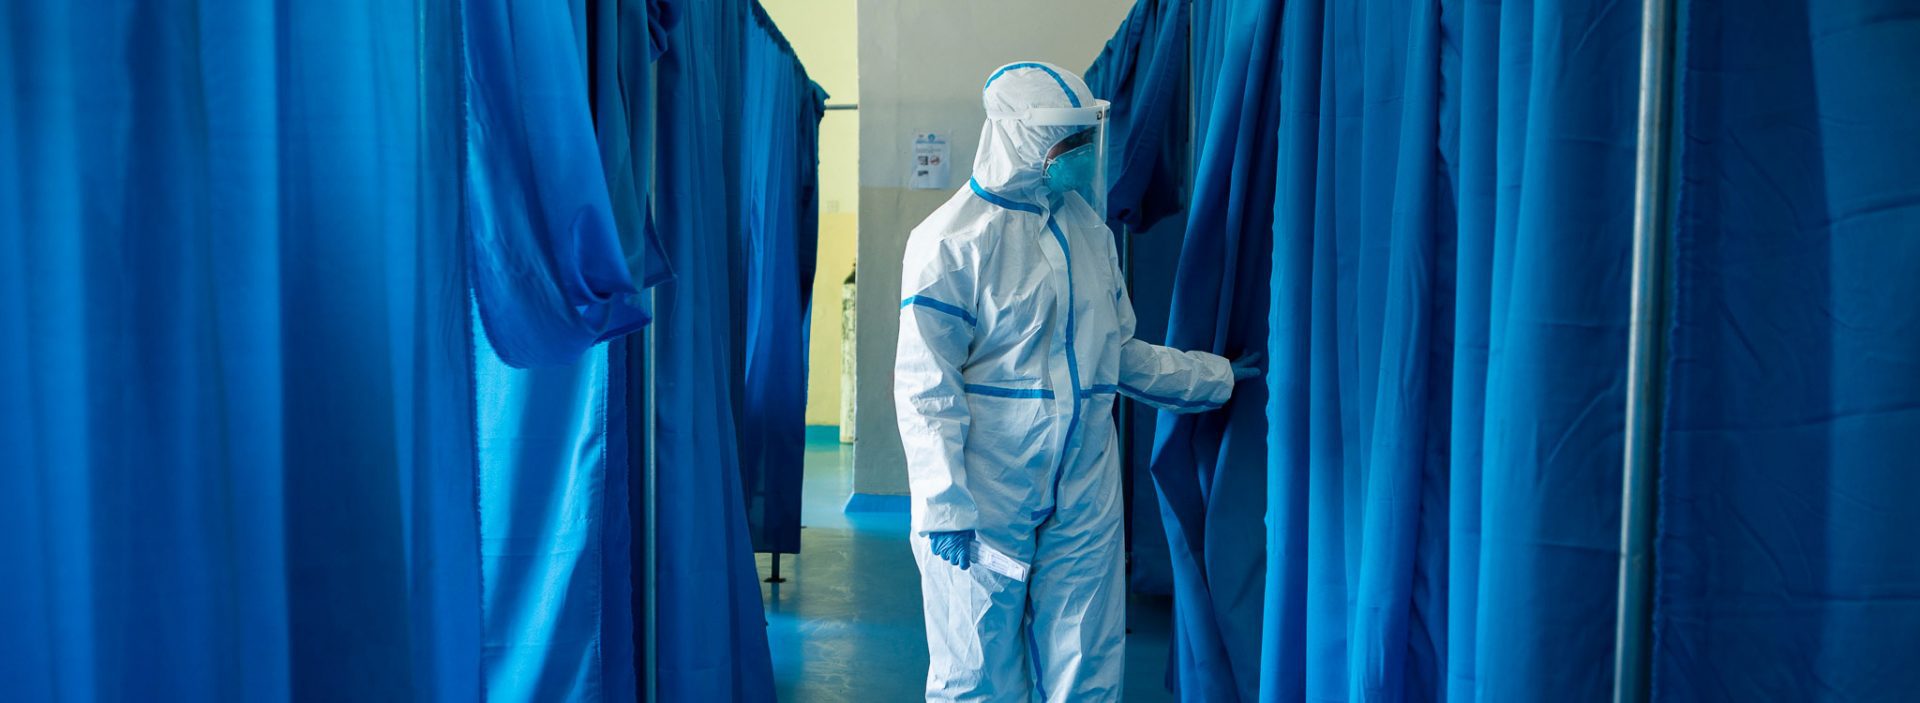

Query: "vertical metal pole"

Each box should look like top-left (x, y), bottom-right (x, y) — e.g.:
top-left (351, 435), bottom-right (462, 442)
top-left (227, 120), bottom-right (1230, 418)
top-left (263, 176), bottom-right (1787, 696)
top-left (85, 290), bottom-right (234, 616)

top-left (644, 289), bottom-right (658, 703)
top-left (1615, 0), bottom-right (1678, 698)
top-left (643, 47), bottom-right (660, 703)
top-left (1119, 222), bottom-right (1134, 563)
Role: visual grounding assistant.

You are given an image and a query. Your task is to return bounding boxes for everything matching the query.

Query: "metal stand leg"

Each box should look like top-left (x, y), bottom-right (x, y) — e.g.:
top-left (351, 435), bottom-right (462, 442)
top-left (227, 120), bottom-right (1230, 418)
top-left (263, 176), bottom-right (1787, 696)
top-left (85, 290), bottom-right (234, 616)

top-left (765, 553), bottom-right (787, 583)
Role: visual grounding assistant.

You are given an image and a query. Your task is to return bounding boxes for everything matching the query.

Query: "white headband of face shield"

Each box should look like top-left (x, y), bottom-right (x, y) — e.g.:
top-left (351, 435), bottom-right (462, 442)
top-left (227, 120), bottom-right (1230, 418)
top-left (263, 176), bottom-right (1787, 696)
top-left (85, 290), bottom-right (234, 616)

top-left (984, 101), bottom-right (1110, 127)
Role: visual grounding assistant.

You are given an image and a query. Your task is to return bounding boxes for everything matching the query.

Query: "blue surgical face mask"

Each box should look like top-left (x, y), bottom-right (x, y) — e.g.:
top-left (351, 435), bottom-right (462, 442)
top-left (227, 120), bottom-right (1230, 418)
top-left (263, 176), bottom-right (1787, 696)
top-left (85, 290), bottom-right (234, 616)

top-left (1043, 144), bottom-right (1097, 197)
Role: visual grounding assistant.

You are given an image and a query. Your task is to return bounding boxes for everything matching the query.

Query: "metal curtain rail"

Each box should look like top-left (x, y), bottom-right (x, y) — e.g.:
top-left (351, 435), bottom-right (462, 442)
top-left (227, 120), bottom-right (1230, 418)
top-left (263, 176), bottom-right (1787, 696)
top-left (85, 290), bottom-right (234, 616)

top-left (1614, 0), bottom-right (1680, 698)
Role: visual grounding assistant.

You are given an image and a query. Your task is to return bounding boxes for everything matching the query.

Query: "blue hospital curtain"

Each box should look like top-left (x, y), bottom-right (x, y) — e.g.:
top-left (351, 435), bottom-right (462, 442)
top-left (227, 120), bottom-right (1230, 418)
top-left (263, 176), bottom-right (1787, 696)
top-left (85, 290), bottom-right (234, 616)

top-left (1085, 0), bottom-right (1192, 231)
top-left (1086, 0), bottom-right (1197, 598)
top-left (1149, 0), bottom-right (1285, 699)
top-left (1189, 0), bottom-right (1237, 150)
top-left (648, 0), bottom-right (778, 697)
top-left (466, 0), bottom-right (674, 698)
top-left (466, 0), bottom-right (657, 370)
top-left (595, 0), bottom-right (677, 296)
top-left (0, 1), bottom-right (479, 699)
top-left (473, 334), bottom-right (628, 701)
top-left (738, 6), bottom-right (827, 556)
top-left (1117, 210), bottom-right (1189, 598)
top-left (1653, 0), bottom-right (1920, 698)
top-left (587, 1), bottom-right (675, 696)
top-left (1262, 0), bottom-right (1641, 700)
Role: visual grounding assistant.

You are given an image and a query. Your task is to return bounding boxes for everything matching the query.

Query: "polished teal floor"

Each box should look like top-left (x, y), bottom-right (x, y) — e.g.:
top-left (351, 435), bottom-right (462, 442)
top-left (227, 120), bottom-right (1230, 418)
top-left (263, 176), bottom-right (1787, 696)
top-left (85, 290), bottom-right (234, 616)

top-left (757, 433), bottom-right (1176, 702)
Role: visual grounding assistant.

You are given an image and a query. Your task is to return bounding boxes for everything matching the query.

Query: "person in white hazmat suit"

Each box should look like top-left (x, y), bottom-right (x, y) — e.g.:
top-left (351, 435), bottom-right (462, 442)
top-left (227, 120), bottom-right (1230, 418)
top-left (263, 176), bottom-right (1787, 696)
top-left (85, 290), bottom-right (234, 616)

top-left (894, 61), bottom-right (1261, 701)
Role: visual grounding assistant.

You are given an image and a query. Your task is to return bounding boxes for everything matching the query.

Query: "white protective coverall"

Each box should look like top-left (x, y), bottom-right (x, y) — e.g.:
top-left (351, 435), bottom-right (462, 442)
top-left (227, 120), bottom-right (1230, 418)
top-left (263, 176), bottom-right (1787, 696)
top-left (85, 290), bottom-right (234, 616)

top-left (895, 61), bottom-right (1236, 702)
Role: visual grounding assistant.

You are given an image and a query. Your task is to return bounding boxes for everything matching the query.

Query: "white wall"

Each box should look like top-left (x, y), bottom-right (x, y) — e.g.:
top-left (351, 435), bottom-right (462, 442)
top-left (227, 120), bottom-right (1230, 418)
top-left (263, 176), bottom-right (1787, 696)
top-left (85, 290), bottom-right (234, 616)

top-left (853, 0), bottom-right (1134, 496)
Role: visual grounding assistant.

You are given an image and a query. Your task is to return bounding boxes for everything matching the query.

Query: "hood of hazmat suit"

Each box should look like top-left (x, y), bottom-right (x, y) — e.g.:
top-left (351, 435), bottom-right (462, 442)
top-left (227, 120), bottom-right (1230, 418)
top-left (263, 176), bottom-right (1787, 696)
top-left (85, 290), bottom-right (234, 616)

top-left (894, 61), bottom-right (1236, 701)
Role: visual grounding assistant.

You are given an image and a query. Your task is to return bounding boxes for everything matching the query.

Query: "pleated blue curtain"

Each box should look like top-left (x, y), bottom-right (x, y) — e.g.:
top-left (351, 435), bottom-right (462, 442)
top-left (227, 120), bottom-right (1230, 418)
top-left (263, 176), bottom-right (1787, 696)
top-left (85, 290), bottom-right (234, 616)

top-left (1654, 1), bottom-right (1920, 698)
top-left (1084, 0), bottom-right (1197, 599)
top-left (1261, 0), bottom-right (1920, 699)
top-left (1084, 0), bottom-right (1920, 699)
top-left (5, 0), bottom-right (819, 698)
top-left (474, 339), bottom-right (625, 701)
top-left (1266, 1), bottom-right (1459, 699)
top-left (466, 0), bottom-right (658, 370)
top-left (0, 1), bottom-right (479, 699)
top-left (1086, 0), bottom-right (1193, 231)
top-left (1262, 0), bottom-right (1644, 700)
top-left (475, 0), bottom-right (805, 696)
top-left (1149, 0), bottom-right (1286, 699)
top-left (584, 2), bottom-right (675, 695)
top-left (647, 0), bottom-right (779, 697)
top-left (1117, 211), bottom-right (1189, 598)
top-left (467, 0), bottom-right (679, 698)
top-left (1189, 0), bottom-right (1236, 148)
top-left (738, 6), bottom-right (827, 556)
top-left (597, 0), bottom-right (678, 295)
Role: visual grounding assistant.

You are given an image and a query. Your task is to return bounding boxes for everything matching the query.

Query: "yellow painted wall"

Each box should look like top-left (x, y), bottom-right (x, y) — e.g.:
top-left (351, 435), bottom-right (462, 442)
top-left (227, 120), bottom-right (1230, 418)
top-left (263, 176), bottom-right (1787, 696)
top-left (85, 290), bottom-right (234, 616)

top-left (760, 0), bottom-right (858, 427)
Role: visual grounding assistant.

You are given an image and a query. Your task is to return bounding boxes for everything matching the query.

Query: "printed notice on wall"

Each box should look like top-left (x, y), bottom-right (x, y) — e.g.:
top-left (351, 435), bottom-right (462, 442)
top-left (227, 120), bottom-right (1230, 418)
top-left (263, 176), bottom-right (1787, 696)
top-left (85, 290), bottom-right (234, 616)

top-left (910, 133), bottom-right (950, 190)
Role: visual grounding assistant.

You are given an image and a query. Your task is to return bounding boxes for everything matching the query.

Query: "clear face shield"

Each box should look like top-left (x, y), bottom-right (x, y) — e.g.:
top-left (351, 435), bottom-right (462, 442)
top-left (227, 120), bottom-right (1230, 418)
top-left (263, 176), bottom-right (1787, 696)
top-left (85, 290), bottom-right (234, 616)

top-left (995, 100), bottom-right (1110, 215)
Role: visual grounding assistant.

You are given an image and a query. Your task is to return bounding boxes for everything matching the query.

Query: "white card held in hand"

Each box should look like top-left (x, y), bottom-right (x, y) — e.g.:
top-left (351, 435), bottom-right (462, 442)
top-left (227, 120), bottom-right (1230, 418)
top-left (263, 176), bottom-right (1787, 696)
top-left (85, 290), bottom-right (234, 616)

top-left (969, 540), bottom-right (1030, 582)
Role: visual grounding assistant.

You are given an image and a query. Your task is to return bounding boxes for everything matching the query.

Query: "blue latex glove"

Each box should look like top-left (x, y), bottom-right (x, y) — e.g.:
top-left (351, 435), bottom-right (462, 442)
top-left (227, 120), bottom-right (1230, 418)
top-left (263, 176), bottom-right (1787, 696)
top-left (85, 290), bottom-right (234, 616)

top-left (929, 530), bottom-right (974, 570)
top-left (1231, 352), bottom-right (1265, 382)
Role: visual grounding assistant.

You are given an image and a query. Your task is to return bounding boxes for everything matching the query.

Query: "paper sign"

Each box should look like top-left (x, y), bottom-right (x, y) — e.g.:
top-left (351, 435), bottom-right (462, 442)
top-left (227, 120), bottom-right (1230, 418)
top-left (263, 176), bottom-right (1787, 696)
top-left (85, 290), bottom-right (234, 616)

top-left (910, 133), bottom-right (951, 190)
top-left (969, 540), bottom-right (1030, 582)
